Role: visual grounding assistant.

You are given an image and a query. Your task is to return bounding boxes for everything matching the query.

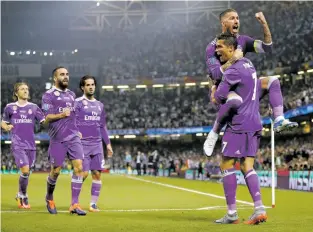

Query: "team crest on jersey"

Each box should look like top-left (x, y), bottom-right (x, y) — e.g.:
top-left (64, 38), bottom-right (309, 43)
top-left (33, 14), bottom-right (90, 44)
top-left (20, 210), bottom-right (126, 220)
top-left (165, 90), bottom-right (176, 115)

top-left (28, 109), bottom-right (32, 114)
top-left (13, 106), bottom-right (17, 111)
top-left (54, 91), bottom-right (60, 96)
top-left (82, 100), bottom-right (88, 106)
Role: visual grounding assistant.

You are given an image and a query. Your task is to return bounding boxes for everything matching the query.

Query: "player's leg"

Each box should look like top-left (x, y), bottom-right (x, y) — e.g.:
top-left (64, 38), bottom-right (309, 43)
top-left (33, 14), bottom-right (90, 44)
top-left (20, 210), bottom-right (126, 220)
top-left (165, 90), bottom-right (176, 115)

top-left (204, 92), bottom-right (242, 157)
top-left (215, 132), bottom-right (244, 224)
top-left (45, 142), bottom-right (66, 214)
top-left (67, 137), bottom-right (86, 215)
top-left (89, 170), bottom-right (102, 212)
top-left (259, 77), bottom-right (298, 132)
top-left (240, 132), bottom-right (267, 225)
top-left (215, 156), bottom-right (239, 224)
top-left (88, 147), bottom-right (105, 212)
top-left (11, 148), bottom-right (31, 209)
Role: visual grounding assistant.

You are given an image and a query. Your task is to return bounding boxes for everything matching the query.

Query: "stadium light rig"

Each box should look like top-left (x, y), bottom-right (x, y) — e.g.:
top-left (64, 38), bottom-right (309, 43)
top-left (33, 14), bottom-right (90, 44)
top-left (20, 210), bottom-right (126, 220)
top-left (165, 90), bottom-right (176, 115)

top-left (33, 51), bottom-right (36, 55)
top-left (307, 69), bottom-right (313, 73)
top-left (136, 85), bottom-right (147, 88)
top-left (102, 85), bottom-right (114, 89)
top-left (26, 51), bottom-right (31, 55)
top-left (4, 141), bottom-right (12, 144)
top-left (168, 84), bottom-right (180, 87)
top-left (200, 82), bottom-right (209, 85)
top-left (152, 84), bottom-right (164, 88)
top-left (185, 83), bottom-right (196, 86)
top-left (297, 71), bottom-right (305, 75)
top-left (117, 85), bottom-right (129, 89)
top-left (124, 135), bottom-right (136, 139)
top-left (9, 52), bottom-right (15, 56)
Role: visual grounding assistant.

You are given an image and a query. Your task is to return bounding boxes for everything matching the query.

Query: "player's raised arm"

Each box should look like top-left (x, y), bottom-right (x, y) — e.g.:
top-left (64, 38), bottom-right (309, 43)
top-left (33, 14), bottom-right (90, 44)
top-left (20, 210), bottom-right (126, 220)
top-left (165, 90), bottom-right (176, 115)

top-left (243, 12), bottom-right (272, 54)
top-left (41, 94), bottom-right (69, 124)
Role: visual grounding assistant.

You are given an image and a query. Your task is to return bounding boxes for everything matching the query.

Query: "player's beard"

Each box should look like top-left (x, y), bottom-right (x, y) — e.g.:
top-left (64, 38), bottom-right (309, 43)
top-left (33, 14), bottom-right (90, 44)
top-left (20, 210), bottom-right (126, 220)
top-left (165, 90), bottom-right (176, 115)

top-left (58, 79), bottom-right (69, 90)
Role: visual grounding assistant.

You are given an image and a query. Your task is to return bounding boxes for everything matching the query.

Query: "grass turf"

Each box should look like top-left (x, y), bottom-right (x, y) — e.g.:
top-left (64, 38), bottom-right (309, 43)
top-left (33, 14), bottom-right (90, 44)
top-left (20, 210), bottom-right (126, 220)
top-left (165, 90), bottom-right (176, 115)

top-left (1, 174), bottom-right (313, 232)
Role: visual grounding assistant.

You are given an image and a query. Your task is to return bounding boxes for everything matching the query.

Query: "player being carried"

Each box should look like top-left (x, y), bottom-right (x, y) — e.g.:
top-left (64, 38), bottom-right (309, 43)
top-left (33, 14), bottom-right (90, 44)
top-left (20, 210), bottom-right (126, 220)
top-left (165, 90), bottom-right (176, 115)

top-left (204, 9), bottom-right (298, 156)
top-left (1, 82), bottom-right (45, 209)
top-left (211, 32), bottom-right (267, 225)
top-left (75, 75), bottom-right (113, 212)
top-left (42, 67), bottom-right (86, 215)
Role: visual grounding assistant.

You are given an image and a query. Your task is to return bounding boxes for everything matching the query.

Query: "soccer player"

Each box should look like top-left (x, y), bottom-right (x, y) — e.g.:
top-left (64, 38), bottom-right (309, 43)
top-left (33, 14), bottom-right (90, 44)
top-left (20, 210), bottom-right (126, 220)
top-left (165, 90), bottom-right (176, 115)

top-left (1, 82), bottom-right (45, 209)
top-left (211, 32), bottom-right (267, 225)
top-left (42, 67), bottom-right (86, 215)
top-left (204, 9), bottom-right (298, 156)
top-left (75, 75), bottom-right (113, 212)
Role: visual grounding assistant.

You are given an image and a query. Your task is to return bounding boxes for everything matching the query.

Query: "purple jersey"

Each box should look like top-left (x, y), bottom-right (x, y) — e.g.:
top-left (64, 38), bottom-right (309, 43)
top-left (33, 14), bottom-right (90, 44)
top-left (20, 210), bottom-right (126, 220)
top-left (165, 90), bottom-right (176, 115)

top-left (2, 102), bottom-right (45, 150)
top-left (75, 96), bottom-right (110, 146)
top-left (206, 34), bottom-right (273, 81)
top-left (214, 57), bottom-right (262, 133)
top-left (41, 87), bottom-right (79, 142)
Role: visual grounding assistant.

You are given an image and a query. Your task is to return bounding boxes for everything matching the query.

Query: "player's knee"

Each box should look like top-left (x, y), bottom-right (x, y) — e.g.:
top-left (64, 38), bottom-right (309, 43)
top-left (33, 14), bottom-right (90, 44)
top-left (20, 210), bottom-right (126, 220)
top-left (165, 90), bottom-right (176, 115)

top-left (91, 170), bottom-right (101, 181)
top-left (73, 164), bottom-right (83, 175)
top-left (240, 162), bottom-right (253, 174)
top-left (50, 167), bottom-right (61, 178)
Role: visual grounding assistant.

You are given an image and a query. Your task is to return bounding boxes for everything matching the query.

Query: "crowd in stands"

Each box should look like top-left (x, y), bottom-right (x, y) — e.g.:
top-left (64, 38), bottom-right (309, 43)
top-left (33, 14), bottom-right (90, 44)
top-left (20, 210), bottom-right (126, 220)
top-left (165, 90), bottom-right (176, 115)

top-left (1, 2), bottom-right (313, 175)
top-left (1, 75), bottom-right (313, 130)
top-left (2, 2), bottom-right (313, 82)
top-left (2, 133), bottom-right (313, 174)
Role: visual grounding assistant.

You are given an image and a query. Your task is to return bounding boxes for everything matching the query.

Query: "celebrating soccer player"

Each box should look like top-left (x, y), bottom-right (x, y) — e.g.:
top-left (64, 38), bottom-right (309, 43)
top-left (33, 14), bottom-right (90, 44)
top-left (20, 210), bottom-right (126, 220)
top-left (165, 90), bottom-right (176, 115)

top-left (211, 32), bottom-right (267, 225)
top-left (204, 9), bottom-right (298, 156)
top-left (42, 67), bottom-right (86, 215)
top-left (1, 82), bottom-right (45, 209)
top-left (75, 75), bottom-right (113, 212)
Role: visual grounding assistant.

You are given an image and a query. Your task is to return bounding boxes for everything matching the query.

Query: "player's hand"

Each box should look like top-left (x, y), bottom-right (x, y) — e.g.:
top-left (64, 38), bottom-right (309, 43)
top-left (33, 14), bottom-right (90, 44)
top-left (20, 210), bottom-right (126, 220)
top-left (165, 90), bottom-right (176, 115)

top-left (62, 108), bottom-right (71, 118)
top-left (232, 49), bottom-right (243, 62)
top-left (78, 132), bottom-right (82, 139)
top-left (3, 124), bottom-right (13, 132)
top-left (106, 144), bottom-right (113, 157)
top-left (255, 12), bottom-right (267, 25)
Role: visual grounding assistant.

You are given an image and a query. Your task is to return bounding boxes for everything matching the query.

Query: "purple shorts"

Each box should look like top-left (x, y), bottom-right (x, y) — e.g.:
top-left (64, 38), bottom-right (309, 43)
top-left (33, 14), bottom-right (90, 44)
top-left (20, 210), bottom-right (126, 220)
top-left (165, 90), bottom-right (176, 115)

top-left (82, 142), bottom-right (104, 171)
top-left (11, 148), bottom-right (36, 168)
top-left (221, 131), bottom-right (261, 158)
top-left (48, 136), bottom-right (84, 167)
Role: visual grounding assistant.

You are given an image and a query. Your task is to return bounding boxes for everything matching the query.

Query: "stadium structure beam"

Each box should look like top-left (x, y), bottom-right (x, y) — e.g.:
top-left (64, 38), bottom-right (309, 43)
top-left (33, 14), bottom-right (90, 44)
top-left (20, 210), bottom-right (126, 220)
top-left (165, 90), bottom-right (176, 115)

top-left (69, 1), bottom-right (230, 31)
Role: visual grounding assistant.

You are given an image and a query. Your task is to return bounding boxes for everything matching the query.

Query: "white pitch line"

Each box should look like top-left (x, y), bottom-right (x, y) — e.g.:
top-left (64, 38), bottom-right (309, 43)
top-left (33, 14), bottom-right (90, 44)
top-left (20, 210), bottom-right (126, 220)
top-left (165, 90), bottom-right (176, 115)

top-left (0, 206), bottom-right (226, 214)
top-left (0, 205), bottom-right (263, 214)
top-left (126, 176), bottom-right (270, 208)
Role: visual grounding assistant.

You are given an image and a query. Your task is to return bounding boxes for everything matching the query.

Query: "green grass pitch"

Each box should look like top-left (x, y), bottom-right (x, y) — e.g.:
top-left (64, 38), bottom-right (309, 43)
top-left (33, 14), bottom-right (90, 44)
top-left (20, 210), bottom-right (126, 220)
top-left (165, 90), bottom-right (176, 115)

top-left (1, 174), bottom-right (313, 232)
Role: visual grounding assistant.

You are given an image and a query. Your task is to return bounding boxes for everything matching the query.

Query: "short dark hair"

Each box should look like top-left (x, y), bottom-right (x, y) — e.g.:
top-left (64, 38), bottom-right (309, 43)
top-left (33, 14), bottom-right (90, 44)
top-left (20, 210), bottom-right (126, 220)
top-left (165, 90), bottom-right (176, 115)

top-left (52, 66), bottom-right (66, 77)
top-left (79, 75), bottom-right (97, 91)
top-left (219, 8), bottom-right (237, 21)
top-left (217, 32), bottom-right (238, 49)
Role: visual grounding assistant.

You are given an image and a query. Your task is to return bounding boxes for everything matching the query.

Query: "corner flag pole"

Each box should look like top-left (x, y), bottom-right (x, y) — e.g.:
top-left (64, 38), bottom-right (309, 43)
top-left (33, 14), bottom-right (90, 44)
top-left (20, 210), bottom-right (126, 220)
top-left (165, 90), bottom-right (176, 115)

top-left (270, 119), bottom-right (276, 208)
